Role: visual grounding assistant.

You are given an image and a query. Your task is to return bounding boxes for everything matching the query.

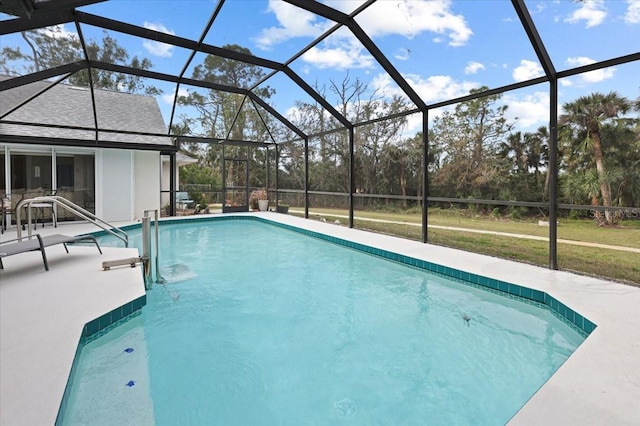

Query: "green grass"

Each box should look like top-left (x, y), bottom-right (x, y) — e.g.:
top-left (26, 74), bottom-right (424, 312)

top-left (289, 207), bottom-right (640, 286)
top-left (293, 207), bottom-right (640, 248)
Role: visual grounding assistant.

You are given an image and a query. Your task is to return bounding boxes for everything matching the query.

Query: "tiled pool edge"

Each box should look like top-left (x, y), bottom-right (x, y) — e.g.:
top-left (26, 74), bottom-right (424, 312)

top-left (257, 217), bottom-right (596, 337)
top-left (55, 295), bottom-right (146, 426)
top-left (164, 215), bottom-right (596, 336)
top-left (102, 215), bottom-right (596, 336)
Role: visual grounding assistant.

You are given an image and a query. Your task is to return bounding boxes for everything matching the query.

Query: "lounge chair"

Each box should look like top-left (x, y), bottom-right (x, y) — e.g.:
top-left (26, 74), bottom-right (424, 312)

top-left (0, 234), bottom-right (102, 271)
top-left (0, 234), bottom-right (49, 270)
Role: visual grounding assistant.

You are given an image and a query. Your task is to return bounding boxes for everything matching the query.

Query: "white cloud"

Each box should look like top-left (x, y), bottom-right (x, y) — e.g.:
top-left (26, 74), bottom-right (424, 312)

top-left (566, 56), bottom-right (594, 67)
top-left (370, 71), bottom-right (479, 135)
top-left (503, 91), bottom-right (550, 129)
top-left (513, 60), bottom-right (544, 82)
top-left (464, 61), bottom-right (485, 75)
top-left (41, 24), bottom-right (76, 40)
top-left (301, 29), bottom-right (374, 70)
top-left (302, 45), bottom-right (374, 70)
top-left (162, 88), bottom-right (189, 105)
top-left (255, 0), bottom-right (333, 50)
top-left (560, 78), bottom-right (573, 87)
top-left (625, 0), bottom-right (640, 24)
top-left (351, 0), bottom-right (473, 47)
top-left (142, 22), bottom-right (176, 58)
top-left (372, 73), bottom-right (478, 104)
top-left (564, 0), bottom-right (607, 28)
top-left (533, 2), bottom-right (548, 14)
top-left (566, 56), bottom-right (616, 83)
top-left (394, 48), bottom-right (411, 61)
top-left (256, 0), bottom-right (473, 65)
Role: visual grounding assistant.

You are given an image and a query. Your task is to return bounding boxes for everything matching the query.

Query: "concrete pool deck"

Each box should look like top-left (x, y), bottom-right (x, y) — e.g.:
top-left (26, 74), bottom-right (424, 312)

top-left (1, 213), bottom-right (639, 425)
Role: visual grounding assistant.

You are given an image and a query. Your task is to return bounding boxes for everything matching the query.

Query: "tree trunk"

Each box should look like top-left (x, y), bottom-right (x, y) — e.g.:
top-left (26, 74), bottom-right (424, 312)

top-left (400, 166), bottom-right (407, 208)
top-left (592, 132), bottom-right (613, 225)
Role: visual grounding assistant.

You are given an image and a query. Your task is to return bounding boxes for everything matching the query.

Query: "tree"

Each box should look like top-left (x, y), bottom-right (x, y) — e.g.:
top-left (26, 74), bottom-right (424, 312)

top-left (526, 126), bottom-right (550, 198)
top-left (175, 45), bottom-right (276, 192)
top-left (177, 44), bottom-right (273, 140)
top-left (289, 74), bottom-right (408, 201)
top-left (1, 27), bottom-right (160, 95)
top-left (430, 87), bottom-right (513, 199)
top-left (560, 92), bottom-right (633, 225)
top-left (379, 133), bottom-right (423, 206)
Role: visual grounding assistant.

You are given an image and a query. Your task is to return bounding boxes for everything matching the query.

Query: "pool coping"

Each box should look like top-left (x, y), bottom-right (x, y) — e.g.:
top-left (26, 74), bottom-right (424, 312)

top-left (0, 233), bottom-right (146, 426)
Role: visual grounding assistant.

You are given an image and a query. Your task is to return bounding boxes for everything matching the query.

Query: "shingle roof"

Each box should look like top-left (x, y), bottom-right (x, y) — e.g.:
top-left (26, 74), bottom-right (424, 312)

top-left (0, 76), bottom-right (172, 146)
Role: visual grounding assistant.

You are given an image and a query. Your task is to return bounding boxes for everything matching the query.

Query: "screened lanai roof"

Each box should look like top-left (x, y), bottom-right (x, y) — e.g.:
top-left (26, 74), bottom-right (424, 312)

top-left (0, 0), bottom-right (638, 151)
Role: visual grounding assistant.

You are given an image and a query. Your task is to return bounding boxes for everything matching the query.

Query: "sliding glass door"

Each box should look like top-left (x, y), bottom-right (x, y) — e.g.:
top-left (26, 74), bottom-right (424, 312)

top-left (1, 147), bottom-right (96, 224)
top-left (56, 154), bottom-right (95, 212)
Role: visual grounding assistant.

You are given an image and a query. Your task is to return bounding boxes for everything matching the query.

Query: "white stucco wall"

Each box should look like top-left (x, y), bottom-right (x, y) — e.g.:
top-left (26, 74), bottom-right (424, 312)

top-left (96, 149), bottom-right (133, 222)
top-left (134, 151), bottom-right (160, 220)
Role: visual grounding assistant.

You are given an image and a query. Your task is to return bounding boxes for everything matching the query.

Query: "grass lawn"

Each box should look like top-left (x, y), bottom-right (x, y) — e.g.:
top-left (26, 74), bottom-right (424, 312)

top-left (288, 207), bottom-right (640, 286)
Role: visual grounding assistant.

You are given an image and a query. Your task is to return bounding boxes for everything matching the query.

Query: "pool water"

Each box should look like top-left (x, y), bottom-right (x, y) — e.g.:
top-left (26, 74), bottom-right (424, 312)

top-left (63, 220), bottom-right (585, 425)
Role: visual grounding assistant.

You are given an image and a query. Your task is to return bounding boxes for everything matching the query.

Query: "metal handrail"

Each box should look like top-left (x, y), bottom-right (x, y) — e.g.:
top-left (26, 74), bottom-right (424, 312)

top-left (143, 209), bottom-right (165, 284)
top-left (16, 195), bottom-right (129, 247)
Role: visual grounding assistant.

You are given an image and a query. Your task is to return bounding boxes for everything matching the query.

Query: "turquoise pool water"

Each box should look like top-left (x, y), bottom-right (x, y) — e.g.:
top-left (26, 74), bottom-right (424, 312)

top-left (63, 220), bottom-right (585, 425)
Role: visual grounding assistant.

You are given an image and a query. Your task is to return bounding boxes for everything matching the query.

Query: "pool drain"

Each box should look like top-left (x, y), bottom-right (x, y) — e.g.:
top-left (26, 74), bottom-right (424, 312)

top-left (334, 398), bottom-right (356, 416)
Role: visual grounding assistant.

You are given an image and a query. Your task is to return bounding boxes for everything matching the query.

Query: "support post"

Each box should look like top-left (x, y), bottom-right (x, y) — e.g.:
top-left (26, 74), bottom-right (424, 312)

top-left (422, 111), bottom-right (429, 243)
top-left (169, 153), bottom-right (176, 216)
top-left (349, 127), bottom-right (354, 228)
top-left (222, 144), bottom-right (226, 211)
top-left (266, 145), bottom-right (270, 196)
top-left (304, 136), bottom-right (309, 218)
top-left (275, 144), bottom-right (280, 208)
top-left (549, 79), bottom-right (558, 270)
top-left (245, 146), bottom-right (250, 208)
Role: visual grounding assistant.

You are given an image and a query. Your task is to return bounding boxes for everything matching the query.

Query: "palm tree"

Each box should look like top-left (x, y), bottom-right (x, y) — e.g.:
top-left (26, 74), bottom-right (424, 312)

top-left (499, 131), bottom-right (528, 175)
top-left (560, 92), bottom-right (632, 225)
top-left (526, 126), bottom-right (550, 198)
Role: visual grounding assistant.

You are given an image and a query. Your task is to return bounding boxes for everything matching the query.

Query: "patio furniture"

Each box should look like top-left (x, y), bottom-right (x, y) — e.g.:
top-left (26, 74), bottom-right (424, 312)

top-left (30, 189), bottom-right (57, 228)
top-left (0, 234), bottom-right (49, 270)
top-left (0, 234), bottom-right (102, 271)
top-left (1, 194), bottom-right (25, 234)
top-left (1, 196), bottom-right (10, 234)
top-left (176, 192), bottom-right (195, 210)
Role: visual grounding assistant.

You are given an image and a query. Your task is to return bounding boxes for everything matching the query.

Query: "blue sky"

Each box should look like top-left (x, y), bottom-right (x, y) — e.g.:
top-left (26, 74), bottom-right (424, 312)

top-left (2, 0), bottom-right (639, 136)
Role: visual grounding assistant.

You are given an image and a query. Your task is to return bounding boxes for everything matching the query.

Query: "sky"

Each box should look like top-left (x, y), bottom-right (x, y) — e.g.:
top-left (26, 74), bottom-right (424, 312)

top-left (2, 0), bottom-right (639, 137)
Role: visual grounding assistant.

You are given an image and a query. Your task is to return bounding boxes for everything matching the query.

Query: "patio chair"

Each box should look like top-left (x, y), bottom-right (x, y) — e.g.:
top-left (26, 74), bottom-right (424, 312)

top-left (176, 191), bottom-right (195, 210)
top-left (0, 234), bottom-right (102, 271)
top-left (29, 189), bottom-right (58, 229)
top-left (0, 234), bottom-right (49, 270)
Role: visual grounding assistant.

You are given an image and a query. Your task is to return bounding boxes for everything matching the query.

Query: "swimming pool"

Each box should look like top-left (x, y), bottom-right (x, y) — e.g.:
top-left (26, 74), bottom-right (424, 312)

top-left (62, 218), bottom-right (586, 425)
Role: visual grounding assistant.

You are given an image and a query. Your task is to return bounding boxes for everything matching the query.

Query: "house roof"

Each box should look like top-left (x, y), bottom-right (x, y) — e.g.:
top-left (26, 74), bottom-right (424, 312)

top-left (163, 152), bottom-right (198, 167)
top-left (0, 75), bottom-right (173, 150)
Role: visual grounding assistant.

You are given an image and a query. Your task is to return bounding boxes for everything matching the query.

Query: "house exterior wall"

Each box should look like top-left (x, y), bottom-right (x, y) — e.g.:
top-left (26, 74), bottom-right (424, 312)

top-left (2, 144), bottom-right (170, 225)
top-left (134, 151), bottom-right (160, 220)
top-left (97, 150), bottom-right (161, 221)
top-left (96, 149), bottom-right (134, 222)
